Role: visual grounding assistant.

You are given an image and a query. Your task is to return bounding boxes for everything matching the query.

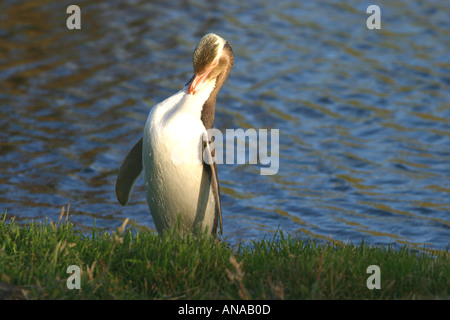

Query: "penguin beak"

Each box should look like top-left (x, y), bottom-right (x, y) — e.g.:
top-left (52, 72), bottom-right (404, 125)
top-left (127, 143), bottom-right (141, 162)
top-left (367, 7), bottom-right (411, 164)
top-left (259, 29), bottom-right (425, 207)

top-left (188, 70), bottom-right (211, 95)
top-left (188, 60), bottom-right (218, 95)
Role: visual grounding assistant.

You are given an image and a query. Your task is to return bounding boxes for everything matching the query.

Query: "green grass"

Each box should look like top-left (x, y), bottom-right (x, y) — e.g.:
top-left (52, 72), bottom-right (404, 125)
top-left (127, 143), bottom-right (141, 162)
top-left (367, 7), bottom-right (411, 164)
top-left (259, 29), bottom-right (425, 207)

top-left (0, 213), bottom-right (448, 299)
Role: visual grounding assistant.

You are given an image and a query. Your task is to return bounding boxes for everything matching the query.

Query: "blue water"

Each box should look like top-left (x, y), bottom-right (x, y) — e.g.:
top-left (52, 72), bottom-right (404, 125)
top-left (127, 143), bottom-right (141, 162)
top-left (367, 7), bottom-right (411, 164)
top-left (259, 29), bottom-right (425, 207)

top-left (0, 0), bottom-right (449, 251)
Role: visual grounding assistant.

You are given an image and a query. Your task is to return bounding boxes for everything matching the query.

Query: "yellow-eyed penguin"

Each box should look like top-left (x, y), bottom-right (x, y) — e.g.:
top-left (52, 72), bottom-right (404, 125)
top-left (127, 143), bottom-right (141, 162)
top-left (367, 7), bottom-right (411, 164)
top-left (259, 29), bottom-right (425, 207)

top-left (115, 33), bottom-right (234, 236)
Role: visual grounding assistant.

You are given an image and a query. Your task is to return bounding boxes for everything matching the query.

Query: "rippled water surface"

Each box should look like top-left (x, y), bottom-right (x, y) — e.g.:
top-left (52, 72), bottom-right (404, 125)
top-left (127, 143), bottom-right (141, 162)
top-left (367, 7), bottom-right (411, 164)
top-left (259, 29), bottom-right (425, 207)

top-left (1, 0), bottom-right (449, 250)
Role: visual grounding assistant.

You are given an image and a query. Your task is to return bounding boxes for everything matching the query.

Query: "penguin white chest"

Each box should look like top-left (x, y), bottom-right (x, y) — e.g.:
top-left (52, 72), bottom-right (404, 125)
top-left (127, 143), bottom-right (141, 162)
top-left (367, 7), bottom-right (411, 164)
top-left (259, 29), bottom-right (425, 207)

top-left (142, 89), bottom-right (216, 235)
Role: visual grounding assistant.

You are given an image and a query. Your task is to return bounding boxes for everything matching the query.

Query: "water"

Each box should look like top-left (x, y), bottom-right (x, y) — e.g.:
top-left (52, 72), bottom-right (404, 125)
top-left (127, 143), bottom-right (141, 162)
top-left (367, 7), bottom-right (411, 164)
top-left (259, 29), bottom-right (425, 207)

top-left (1, 0), bottom-right (449, 251)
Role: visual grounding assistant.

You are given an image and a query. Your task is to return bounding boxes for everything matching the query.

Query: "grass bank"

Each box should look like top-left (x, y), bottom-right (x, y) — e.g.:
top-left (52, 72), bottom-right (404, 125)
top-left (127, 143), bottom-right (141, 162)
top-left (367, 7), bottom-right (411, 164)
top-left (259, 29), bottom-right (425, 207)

top-left (0, 213), bottom-right (448, 299)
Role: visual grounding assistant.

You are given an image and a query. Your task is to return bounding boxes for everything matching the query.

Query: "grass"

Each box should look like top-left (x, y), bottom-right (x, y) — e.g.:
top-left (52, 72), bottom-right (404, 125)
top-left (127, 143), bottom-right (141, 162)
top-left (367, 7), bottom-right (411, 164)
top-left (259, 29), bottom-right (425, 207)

top-left (0, 211), bottom-right (448, 299)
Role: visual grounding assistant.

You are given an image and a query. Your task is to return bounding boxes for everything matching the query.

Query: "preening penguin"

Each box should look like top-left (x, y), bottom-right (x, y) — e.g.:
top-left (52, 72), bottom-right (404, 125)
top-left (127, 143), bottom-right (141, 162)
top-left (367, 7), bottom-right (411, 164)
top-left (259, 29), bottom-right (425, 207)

top-left (115, 33), bottom-right (234, 236)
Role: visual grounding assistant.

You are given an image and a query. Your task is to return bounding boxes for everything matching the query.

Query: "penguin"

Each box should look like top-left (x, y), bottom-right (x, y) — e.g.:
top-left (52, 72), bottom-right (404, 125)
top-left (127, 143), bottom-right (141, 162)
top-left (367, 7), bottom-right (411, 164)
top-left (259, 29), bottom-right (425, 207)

top-left (115, 33), bottom-right (234, 236)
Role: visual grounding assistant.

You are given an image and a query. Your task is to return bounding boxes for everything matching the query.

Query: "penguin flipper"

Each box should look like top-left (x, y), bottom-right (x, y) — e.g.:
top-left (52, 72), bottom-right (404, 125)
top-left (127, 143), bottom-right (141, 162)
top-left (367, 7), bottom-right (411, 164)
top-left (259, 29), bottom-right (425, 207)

top-left (202, 133), bottom-right (223, 235)
top-left (115, 137), bottom-right (143, 206)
